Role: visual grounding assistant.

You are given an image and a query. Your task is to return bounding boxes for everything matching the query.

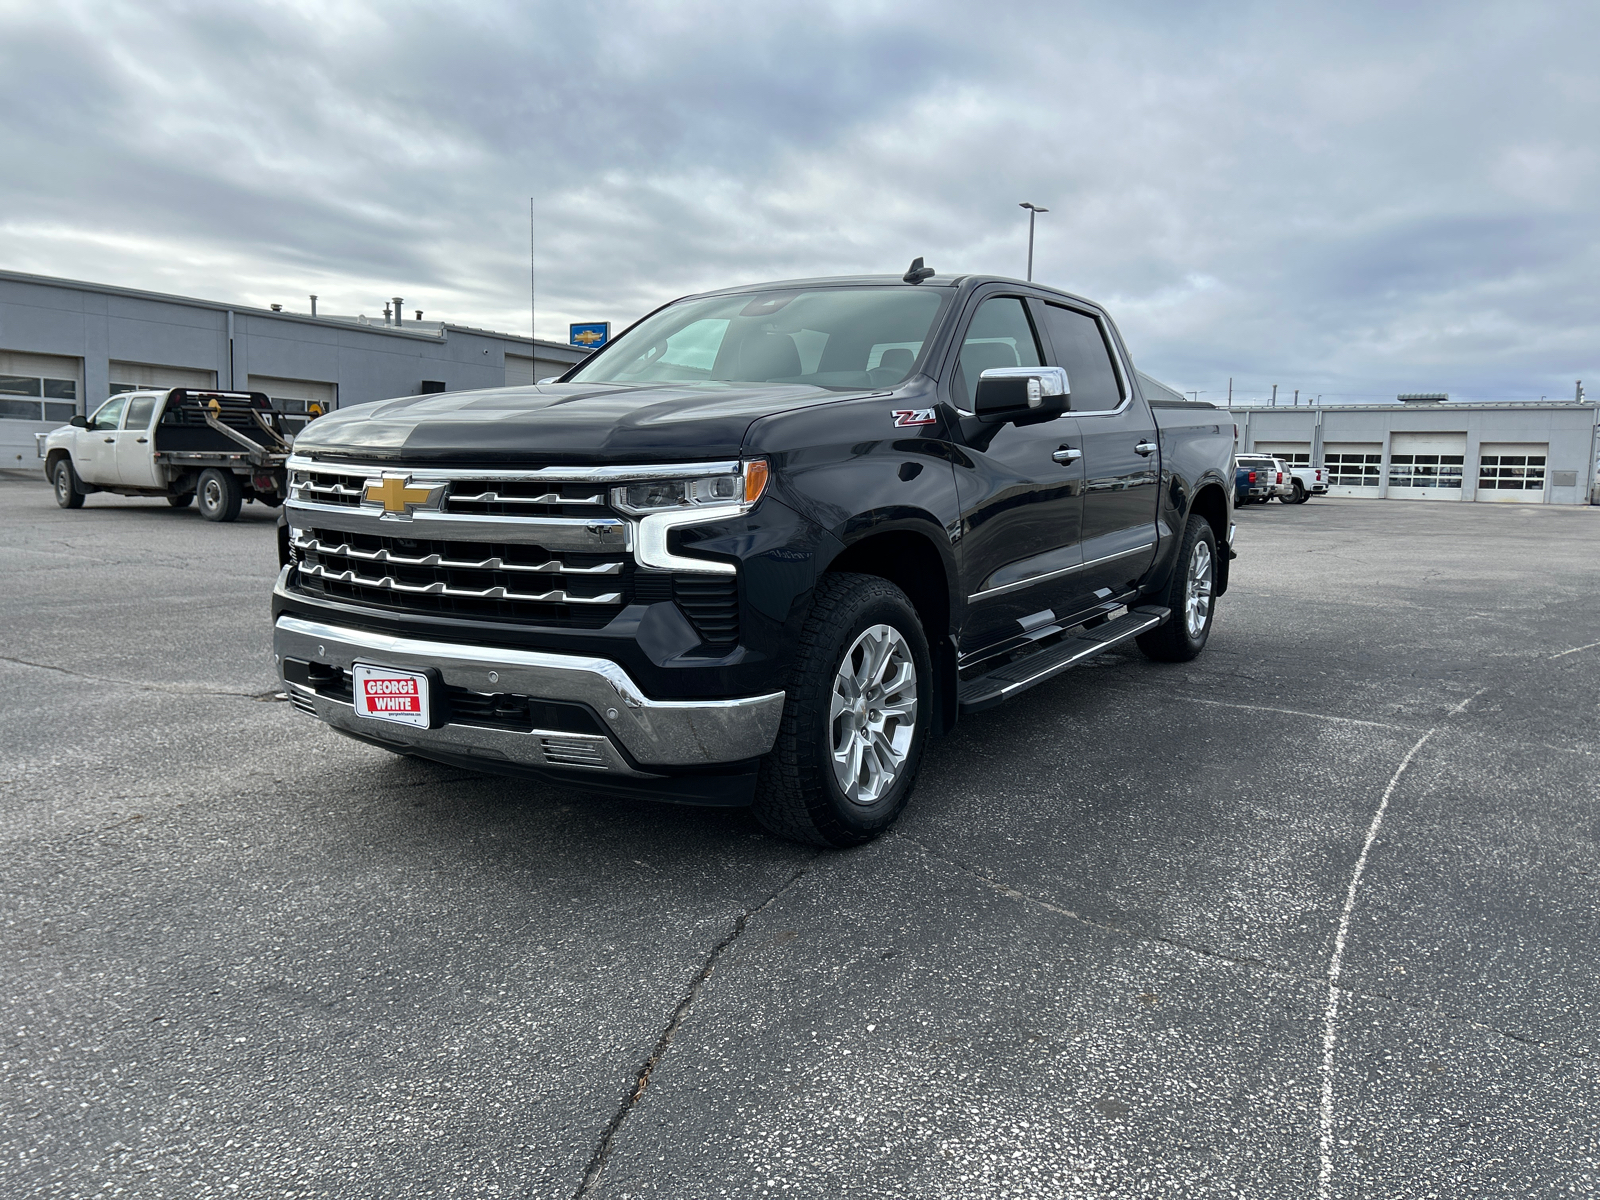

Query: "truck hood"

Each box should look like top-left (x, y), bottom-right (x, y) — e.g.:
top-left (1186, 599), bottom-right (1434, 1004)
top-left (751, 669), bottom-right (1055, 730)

top-left (290, 381), bottom-right (860, 465)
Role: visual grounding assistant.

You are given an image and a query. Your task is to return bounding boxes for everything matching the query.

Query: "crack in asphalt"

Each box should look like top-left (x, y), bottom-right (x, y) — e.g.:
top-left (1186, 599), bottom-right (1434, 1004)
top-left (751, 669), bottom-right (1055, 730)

top-left (0, 653), bottom-right (272, 699)
top-left (891, 832), bottom-right (1584, 1063)
top-left (571, 858), bottom-right (818, 1199)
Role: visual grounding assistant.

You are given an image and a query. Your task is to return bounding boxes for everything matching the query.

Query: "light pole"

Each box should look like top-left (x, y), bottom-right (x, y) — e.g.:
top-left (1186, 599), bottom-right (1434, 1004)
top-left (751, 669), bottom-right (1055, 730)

top-left (1019, 202), bottom-right (1049, 281)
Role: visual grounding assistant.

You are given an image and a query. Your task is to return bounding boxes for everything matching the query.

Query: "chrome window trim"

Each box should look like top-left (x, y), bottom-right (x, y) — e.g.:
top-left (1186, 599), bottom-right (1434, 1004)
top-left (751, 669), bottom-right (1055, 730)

top-left (287, 454), bottom-right (740, 483)
top-left (967, 542), bottom-right (1156, 604)
top-left (945, 293), bottom-right (1136, 420)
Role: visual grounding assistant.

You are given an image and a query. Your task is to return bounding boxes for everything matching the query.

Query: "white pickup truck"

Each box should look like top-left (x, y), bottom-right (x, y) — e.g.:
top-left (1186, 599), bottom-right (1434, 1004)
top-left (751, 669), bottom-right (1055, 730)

top-left (43, 388), bottom-right (291, 521)
top-left (1281, 462), bottom-right (1328, 503)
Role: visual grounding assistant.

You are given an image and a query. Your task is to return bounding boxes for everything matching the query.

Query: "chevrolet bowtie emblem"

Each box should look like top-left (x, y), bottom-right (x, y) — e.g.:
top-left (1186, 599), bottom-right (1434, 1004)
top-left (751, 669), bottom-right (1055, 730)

top-left (363, 475), bottom-right (446, 516)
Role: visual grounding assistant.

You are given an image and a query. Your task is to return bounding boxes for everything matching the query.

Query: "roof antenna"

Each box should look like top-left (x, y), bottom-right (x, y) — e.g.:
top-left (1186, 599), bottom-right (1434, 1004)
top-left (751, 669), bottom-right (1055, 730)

top-left (902, 256), bottom-right (935, 284)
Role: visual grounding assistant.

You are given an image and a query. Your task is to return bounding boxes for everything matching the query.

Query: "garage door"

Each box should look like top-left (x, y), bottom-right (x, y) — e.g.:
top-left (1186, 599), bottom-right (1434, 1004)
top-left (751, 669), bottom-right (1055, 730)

top-left (0, 351), bottom-right (82, 423)
top-left (108, 361), bottom-right (217, 397)
top-left (1254, 441), bottom-right (1311, 466)
top-left (1324, 442), bottom-right (1382, 496)
top-left (1388, 432), bottom-right (1466, 500)
top-left (1476, 442), bottom-right (1548, 503)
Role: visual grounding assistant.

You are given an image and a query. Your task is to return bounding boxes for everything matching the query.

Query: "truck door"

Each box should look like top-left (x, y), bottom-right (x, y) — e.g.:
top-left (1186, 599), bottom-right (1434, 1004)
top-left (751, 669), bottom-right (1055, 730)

top-left (1035, 302), bottom-right (1159, 612)
top-left (949, 293), bottom-right (1086, 658)
top-left (74, 395), bottom-right (128, 485)
top-left (114, 393), bottom-right (162, 487)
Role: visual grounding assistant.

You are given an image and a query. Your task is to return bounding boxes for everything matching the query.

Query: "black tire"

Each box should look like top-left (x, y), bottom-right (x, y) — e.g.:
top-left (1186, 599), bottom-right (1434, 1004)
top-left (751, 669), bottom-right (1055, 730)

top-left (753, 573), bottom-right (932, 848)
top-left (167, 492), bottom-right (193, 508)
top-left (52, 459), bottom-right (85, 509)
top-left (1136, 517), bottom-right (1218, 663)
top-left (1283, 481), bottom-right (1305, 504)
top-left (197, 468), bottom-right (243, 522)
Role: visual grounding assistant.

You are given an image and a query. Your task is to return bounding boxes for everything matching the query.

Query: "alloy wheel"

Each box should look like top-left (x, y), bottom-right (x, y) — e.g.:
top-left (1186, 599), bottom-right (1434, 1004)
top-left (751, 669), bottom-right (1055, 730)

top-left (1185, 539), bottom-right (1214, 639)
top-left (829, 623), bottom-right (918, 807)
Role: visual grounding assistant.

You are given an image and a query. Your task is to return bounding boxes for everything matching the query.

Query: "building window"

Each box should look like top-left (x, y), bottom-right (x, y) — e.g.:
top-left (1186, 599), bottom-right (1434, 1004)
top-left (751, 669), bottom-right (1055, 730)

top-left (0, 374), bottom-right (78, 421)
top-left (1388, 453), bottom-right (1464, 488)
top-left (1325, 452), bottom-right (1380, 486)
top-left (1478, 454), bottom-right (1546, 491)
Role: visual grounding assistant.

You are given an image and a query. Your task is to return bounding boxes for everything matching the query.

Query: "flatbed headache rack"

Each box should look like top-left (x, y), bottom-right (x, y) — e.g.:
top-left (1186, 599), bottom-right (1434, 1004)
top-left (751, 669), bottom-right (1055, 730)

top-left (154, 389), bottom-right (291, 469)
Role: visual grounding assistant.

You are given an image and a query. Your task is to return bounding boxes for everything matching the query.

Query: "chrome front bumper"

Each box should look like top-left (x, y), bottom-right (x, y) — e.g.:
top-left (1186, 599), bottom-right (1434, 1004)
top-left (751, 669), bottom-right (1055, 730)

top-left (273, 614), bottom-right (785, 777)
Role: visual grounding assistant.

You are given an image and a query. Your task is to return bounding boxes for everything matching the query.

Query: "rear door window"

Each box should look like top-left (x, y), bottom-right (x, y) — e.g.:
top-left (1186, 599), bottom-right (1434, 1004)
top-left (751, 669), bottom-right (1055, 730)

top-left (124, 395), bottom-right (157, 430)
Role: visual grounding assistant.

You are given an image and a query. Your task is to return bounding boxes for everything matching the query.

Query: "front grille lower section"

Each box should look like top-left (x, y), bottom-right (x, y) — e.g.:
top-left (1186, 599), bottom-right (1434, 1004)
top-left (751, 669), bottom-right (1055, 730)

top-left (293, 528), bottom-right (627, 627)
top-left (290, 528), bottom-right (740, 644)
top-left (292, 663), bottom-right (605, 736)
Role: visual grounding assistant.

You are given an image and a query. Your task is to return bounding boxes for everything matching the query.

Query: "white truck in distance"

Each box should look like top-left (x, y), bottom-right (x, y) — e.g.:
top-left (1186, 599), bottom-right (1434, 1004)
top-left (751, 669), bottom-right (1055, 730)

top-left (42, 388), bottom-right (291, 522)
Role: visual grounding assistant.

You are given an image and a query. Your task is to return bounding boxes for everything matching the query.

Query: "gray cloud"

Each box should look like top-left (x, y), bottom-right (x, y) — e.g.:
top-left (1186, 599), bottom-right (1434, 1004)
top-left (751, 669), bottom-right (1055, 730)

top-left (2, 0), bottom-right (1595, 402)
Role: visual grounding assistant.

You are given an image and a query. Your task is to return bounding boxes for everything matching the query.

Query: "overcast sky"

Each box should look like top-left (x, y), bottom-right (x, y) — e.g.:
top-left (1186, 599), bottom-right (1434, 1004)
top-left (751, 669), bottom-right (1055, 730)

top-left (2, 0), bottom-right (1595, 403)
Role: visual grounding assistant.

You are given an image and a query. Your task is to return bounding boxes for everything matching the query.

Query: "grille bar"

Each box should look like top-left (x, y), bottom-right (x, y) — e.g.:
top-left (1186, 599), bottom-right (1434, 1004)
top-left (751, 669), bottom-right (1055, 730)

top-left (448, 490), bottom-right (606, 506)
top-left (299, 562), bottom-right (622, 605)
top-left (292, 534), bottom-right (623, 575)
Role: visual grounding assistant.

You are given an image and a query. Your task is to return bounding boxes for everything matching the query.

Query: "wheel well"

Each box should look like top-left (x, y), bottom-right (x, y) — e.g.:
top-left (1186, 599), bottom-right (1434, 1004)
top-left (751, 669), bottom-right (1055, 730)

top-left (823, 530), bottom-right (956, 733)
top-left (44, 448), bottom-right (70, 475)
top-left (1191, 482), bottom-right (1227, 545)
top-left (1191, 482), bottom-right (1230, 595)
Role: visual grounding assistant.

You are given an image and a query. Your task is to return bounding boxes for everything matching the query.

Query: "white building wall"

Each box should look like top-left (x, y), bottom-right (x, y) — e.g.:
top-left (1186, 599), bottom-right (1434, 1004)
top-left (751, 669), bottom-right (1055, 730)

top-left (1236, 402), bottom-right (1598, 506)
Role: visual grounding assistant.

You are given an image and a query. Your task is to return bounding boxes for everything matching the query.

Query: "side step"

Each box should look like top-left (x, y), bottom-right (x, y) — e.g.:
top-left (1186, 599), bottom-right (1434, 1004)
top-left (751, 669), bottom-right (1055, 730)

top-left (957, 605), bottom-right (1170, 714)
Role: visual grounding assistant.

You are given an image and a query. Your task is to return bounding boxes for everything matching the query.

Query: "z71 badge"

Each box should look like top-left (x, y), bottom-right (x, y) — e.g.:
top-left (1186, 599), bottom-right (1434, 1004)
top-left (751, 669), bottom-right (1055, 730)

top-left (892, 408), bottom-right (937, 428)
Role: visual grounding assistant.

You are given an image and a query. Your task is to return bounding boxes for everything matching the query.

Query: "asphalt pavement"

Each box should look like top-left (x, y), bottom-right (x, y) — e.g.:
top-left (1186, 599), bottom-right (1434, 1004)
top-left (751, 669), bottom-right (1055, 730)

top-left (2, 475), bottom-right (1597, 1199)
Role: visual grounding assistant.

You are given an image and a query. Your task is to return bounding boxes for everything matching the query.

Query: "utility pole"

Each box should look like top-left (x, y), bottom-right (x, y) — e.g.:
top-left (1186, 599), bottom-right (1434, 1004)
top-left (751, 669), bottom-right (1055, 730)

top-left (1228, 377), bottom-right (1233, 405)
top-left (1294, 389), bottom-right (1299, 406)
top-left (529, 198), bottom-right (537, 349)
top-left (1019, 202), bottom-right (1049, 281)
top-left (1271, 384), bottom-right (1278, 406)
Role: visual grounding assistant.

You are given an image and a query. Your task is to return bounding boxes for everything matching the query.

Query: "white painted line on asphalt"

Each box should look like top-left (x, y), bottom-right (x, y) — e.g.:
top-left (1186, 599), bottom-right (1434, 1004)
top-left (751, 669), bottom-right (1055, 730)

top-left (1317, 687), bottom-right (1481, 1198)
top-left (1549, 640), bottom-right (1600, 659)
top-left (1317, 728), bottom-right (1434, 1197)
top-left (1174, 695), bottom-right (1410, 730)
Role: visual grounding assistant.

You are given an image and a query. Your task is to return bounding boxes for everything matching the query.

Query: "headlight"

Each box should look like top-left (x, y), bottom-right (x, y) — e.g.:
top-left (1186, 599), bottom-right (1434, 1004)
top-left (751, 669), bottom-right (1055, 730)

top-left (612, 460), bottom-right (769, 515)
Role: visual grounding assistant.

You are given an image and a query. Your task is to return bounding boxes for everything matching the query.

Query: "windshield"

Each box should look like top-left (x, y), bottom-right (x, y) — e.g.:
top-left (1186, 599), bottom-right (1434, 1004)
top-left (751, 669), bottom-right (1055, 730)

top-left (569, 286), bottom-right (949, 390)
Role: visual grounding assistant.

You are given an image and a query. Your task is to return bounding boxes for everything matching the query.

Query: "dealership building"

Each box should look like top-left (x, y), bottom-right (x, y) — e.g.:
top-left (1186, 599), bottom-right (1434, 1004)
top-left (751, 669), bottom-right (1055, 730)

top-left (1233, 396), bottom-right (1600, 505)
top-left (0, 269), bottom-right (589, 466)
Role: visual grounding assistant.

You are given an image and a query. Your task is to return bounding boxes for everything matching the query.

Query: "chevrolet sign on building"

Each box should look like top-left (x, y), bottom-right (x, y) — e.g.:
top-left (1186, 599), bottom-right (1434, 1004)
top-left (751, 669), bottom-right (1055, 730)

top-left (569, 322), bottom-right (610, 349)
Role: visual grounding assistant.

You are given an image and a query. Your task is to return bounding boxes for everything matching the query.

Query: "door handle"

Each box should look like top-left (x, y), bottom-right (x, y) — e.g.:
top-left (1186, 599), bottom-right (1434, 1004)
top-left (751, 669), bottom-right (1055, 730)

top-left (1051, 447), bottom-right (1082, 465)
top-left (104, 437), bottom-right (115, 443)
top-left (1134, 440), bottom-right (1157, 457)
top-left (135, 437), bottom-right (148, 443)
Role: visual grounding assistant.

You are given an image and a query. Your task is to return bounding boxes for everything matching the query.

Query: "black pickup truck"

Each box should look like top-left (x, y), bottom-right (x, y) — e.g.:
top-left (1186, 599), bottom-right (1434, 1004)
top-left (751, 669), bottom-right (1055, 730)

top-left (272, 265), bottom-right (1236, 846)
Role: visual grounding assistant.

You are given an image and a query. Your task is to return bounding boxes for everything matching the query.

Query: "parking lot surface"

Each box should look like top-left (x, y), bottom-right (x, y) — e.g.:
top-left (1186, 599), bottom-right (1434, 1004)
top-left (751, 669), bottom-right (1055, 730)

top-left (3, 476), bottom-right (1597, 1199)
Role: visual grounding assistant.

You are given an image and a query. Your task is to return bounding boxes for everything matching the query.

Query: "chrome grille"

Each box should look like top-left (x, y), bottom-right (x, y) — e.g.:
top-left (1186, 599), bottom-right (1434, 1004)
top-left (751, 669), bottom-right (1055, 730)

top-left (293, 527), bottom-right (628, 626)
top-left (285, 458), bottom-right (740, 643)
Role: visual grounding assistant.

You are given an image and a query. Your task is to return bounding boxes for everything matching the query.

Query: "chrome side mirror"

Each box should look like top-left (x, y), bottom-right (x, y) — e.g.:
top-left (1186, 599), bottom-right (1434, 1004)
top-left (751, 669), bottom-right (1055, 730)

top-left (974, 366), bottom-right (1070, 419)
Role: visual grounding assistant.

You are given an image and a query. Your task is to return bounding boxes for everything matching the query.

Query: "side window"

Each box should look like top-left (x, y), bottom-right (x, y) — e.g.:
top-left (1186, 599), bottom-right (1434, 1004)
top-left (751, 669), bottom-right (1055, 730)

top-left (89, 395), bottom-right (127, 431)
top-left (1039, 303), bottom-right (1123, 412)
top-left (956, 297), bottom-right (1043, 408)
top-left (124, 395), bottom-right (156, 431)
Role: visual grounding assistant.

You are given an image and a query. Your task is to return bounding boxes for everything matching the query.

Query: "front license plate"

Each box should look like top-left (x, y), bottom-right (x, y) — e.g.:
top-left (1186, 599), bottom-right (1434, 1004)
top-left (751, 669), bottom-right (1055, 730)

top-left (352, 663), bottom-right (430, 728)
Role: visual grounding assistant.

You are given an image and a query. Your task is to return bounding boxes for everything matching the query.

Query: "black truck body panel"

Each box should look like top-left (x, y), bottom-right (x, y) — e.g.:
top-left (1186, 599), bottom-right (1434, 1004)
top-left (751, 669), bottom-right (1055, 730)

top-left (274, 273), bottom-right (1234, 796)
